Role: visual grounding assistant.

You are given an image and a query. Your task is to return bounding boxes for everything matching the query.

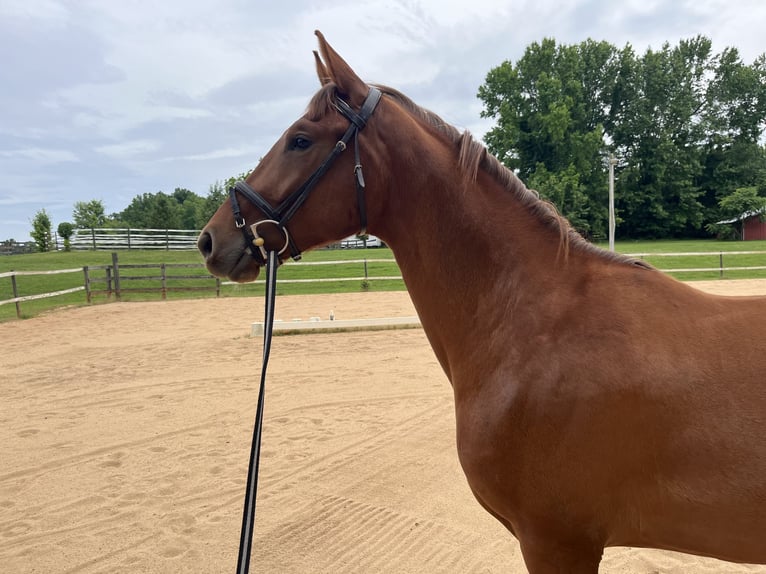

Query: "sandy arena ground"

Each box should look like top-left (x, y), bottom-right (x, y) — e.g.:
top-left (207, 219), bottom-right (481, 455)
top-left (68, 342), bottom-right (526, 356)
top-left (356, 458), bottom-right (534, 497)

top-left (2, 280), bottom-right (766, 573)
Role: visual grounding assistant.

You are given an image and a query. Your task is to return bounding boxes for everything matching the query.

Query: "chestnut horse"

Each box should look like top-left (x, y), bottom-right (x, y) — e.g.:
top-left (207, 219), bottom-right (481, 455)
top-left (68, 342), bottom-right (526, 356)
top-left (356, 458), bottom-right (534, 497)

top-left (198, 31), bottom-right (766, 573)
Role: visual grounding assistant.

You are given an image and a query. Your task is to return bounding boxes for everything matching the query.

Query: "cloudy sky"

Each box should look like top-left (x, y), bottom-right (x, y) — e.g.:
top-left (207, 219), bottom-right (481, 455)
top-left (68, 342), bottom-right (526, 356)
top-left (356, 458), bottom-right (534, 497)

top-left (2, 0), bottom-right (765, 242)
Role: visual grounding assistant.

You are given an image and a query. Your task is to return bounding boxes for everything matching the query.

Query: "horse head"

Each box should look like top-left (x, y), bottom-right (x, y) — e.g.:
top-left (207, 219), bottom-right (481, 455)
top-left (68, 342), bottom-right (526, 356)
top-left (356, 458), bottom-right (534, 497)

top-left (197, 31), bottom-right (385, 282)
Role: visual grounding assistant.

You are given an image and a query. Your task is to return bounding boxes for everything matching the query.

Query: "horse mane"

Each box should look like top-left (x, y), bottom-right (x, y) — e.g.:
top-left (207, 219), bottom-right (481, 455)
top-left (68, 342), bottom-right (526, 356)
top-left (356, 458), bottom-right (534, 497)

top-left (307, 83), bottom-right (647, 268)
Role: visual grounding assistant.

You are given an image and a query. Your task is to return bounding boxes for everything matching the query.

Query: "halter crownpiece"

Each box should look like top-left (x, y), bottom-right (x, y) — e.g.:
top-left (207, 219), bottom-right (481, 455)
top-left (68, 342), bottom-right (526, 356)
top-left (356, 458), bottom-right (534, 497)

top-left (229, 86), bottom-right (383, 264)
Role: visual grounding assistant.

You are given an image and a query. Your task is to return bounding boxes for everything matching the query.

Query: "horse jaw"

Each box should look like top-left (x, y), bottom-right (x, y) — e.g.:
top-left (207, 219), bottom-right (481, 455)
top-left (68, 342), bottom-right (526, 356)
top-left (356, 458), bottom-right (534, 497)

top-left (223, 253), bottom-right (262, 283)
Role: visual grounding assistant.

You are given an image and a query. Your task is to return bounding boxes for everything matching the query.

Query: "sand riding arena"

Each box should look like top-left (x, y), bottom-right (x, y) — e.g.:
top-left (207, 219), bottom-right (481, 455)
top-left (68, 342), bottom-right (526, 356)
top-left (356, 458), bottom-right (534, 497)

top-left (2, 282), bottom-right (766, 573)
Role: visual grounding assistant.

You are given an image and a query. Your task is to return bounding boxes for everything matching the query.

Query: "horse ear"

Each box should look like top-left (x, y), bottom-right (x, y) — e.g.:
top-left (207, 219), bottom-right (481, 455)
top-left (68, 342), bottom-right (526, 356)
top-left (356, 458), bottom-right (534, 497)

top-left (314, 30), bottom-right (368, 105)
top-left (313, 51), bottom-right (331, 86)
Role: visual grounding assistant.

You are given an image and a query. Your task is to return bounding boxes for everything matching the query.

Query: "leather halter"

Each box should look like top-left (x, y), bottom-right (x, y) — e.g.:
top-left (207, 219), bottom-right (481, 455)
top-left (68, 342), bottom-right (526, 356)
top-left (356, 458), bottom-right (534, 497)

top-left (229, 86), bottom-right (383, 265)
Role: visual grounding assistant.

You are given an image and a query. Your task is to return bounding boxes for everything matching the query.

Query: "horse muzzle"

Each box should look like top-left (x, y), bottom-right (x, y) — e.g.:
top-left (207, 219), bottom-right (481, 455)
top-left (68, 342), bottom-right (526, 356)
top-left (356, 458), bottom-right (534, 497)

top-left (197, 227), bottom-right (264, 283)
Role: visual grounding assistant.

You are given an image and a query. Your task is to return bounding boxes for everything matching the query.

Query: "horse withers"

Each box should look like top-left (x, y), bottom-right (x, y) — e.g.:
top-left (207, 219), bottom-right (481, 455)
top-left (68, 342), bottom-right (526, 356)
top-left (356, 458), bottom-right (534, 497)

top-left (198, 31), bottom-right (766, 573)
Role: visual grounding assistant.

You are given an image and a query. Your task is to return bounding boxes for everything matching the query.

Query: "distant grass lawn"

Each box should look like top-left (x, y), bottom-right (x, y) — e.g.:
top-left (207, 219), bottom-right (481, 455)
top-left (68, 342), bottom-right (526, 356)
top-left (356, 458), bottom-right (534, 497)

top-left (612, 238), bottom-right (766, 254)
top-left (2, 239), bottom-right (766, 321)
top-left (611, 239), bottom-right (766, 281)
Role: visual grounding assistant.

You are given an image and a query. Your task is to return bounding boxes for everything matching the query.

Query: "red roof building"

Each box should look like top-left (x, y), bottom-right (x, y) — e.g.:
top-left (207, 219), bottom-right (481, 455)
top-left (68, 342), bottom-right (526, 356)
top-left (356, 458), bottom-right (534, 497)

top-left (717, 209), bottom-right (766, 240)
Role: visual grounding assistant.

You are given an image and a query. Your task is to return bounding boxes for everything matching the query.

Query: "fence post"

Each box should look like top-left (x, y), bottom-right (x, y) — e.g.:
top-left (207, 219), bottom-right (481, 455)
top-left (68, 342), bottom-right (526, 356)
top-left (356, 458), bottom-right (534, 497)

top-left (127, 228), bottom-right (131, 250)
top-left (91, 227), bottom-right (96, 250)
top-left (166, 229), bottom-right (169, 250)
top-left (83, 266), bottom-right (91, 304)
top-left (363, 259), bottom-right (369, 279)
top-left (11, 273), bottom-right (21, 319)
top-left (161, 263), bottom-right (167, 300)
top-left (720, 252), bottom-right (724, 279)
top-left (106, 266), bottom-right (113, 299)
top-left (112, 252), bottom-right (122, 301)
top-left (216, 277), bottom-right (221, 297)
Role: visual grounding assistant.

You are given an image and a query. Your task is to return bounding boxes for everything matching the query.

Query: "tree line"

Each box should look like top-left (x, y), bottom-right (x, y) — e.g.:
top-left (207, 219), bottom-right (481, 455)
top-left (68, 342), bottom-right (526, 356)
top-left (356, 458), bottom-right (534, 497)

top-left (28, 175), bottom-right (241, 252)
top-left (478, 35), bottom-right (766, 239)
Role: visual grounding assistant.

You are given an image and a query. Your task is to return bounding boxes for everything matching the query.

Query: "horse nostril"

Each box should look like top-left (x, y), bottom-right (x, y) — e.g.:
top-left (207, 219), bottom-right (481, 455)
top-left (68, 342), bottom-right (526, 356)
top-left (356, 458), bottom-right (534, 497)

top-left (197, 231), bottom-right (213, 259)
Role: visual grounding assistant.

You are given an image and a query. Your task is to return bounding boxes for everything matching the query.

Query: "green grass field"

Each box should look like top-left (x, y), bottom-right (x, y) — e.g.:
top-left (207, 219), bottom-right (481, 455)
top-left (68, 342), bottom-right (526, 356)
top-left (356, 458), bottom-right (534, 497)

top-left (0, 247), bottom-right (404, 321)
top-left (2, 239), bottom-right (766, 321)
top-left (611, 239), bottom-right (766, 280)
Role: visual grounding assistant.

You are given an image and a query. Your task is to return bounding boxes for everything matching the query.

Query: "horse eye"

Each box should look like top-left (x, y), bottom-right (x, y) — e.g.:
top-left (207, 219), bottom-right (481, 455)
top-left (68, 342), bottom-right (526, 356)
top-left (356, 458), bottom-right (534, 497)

top-left (291, 136), bottom-right (312, 150)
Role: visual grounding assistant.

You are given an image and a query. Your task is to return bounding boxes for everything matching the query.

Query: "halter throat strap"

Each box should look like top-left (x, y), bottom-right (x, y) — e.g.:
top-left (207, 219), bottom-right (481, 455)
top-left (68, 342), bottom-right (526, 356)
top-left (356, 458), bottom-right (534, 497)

top-left (230, 86), bottom-right (382, 263)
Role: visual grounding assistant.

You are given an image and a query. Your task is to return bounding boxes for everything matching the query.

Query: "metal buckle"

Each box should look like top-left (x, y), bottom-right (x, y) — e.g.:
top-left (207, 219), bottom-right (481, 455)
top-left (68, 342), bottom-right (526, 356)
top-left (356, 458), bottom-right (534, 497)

top-left (250, 219), bottom-right (290, 260)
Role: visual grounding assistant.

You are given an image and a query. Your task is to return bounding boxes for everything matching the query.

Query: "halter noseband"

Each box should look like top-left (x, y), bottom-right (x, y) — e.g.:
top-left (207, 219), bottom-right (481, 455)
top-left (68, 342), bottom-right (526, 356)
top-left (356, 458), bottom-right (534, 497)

top-left (229, 86), bottom-right (383, 264)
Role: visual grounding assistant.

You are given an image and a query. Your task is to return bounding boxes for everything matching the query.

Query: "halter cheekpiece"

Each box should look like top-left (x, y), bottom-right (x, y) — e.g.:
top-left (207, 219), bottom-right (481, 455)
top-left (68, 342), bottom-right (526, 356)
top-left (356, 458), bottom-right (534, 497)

top-left (229, 86), bottom-right (383, 264)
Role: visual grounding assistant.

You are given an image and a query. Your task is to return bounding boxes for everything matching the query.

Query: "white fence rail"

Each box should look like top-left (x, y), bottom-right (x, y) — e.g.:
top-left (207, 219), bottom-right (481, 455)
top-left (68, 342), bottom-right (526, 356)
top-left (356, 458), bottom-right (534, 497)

top-left (71, 228), bottom-right (200, 250)
top-left (630, 250), bottom-right (766, 277)
top-left (66, 229), bottom-right (380, 251)
top-left (0, 268), bottom-right (86, 317)
top-left (227, 258), bottom-right (399, 286)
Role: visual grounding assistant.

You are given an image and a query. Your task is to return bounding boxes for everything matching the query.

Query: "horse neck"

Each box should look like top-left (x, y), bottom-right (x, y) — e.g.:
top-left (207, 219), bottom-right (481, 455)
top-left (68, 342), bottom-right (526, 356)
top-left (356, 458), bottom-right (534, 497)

top-left (371, 139), bottom-right (579, 381)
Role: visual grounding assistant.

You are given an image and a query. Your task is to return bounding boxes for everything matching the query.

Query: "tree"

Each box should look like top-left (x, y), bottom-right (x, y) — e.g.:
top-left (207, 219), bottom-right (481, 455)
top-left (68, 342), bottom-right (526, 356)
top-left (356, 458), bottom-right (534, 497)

top-left (116, 183), bottom-right (237, 230)
top-left (706, 186), bottom-right (766, 239)
top-left (118, 193), bottom-right (153, 228)
top-left (699, 141), bottom-right (766, 222)
top-left (30, 209), bottom-right (53, 252)
top-left (117, 191), bottom-right (187, 229)
top-left (479, 38), bottom-right (621, 237)
top-left (145, 192), bottom-right (181, 229)
top-left (704, 49), bottom-right (766, 143)
top-left (527, 163), bottom-right (592, 235)
top-left (172, 187), bottom-right (195, 204)
top-left (698, 49), bottom-right (766, 222)
top-left (73, 200), bottom-right (107, 229)
top-left (612, 38), bottom-right (712, 237)
top-left (719, 186), bottom-right (766, 217)
top-left (478, 36), bottom-right (766, 239)
top-left (195, 172), bottom-right (251, 228)
top-left (57, 222), bottom-right (74, 251)
top-left (196, 181), bottom-right (228, 227)
top-left (173, 188), bottom-right (204, 229)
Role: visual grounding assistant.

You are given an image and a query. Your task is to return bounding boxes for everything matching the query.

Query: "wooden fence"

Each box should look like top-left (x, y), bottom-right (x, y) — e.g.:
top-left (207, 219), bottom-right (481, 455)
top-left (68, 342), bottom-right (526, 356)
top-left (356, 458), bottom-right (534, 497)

top-left (0, 241), bottom-right (36, 256)
top-left (6, 230), bottom-right (382, 253)
top-left (0, 268), bottom-right (86, 318)
top-left (82, 253), bottom-right (221, 303)
top-left (3, 251), bottom-right (766, 319)
top-left (631, 250), bottom-right (766, 278)
top-left (0, 253), bottom-right (398, 319)
top-left (70, 228), bottom-right (200, 250)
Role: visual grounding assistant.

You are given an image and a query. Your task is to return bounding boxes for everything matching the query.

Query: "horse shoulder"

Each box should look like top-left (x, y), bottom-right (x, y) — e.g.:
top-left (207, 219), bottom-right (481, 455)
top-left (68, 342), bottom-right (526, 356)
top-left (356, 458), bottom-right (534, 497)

top-left (453, 263), bottom-right (766, 559)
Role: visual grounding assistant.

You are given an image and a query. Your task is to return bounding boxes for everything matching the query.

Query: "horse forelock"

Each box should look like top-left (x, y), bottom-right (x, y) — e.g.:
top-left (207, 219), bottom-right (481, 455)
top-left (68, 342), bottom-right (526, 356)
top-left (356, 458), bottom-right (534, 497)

top-left (303, 82), bottom-right (641, 268)
top-left (305, 83), bottom-right (338, 121)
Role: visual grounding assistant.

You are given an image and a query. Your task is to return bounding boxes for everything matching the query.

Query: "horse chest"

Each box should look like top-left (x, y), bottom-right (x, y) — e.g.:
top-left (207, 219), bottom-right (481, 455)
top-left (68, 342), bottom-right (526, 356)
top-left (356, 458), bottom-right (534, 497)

top-left (452, 370), bottom-right (613, 527)
top-left (453, 386), bottom-right (534, 514)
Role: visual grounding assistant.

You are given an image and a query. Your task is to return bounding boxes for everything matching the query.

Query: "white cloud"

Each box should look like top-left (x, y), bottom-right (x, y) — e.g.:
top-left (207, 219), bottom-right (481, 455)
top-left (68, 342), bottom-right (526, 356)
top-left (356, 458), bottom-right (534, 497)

top-left (0, 0), bottom-right (69, 24)
top-left (96, 139), bottom-right (161, 159)
top-left (0, 147), bottom-right (79, 163)
top-left (160, 146), bottom-right (263, 163)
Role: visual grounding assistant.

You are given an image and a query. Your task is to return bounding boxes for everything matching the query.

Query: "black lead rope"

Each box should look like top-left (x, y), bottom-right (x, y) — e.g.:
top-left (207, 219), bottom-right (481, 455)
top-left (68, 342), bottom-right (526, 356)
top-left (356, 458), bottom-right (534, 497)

top-left (236, 249), bottom-right (279, 574)
top-left (230, 88), bottom-right (383, 574)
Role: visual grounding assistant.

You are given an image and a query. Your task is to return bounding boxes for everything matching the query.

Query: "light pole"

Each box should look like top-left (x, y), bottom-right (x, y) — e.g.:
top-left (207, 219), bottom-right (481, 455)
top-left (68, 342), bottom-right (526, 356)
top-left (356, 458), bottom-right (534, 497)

top-left (608, 154), bottom-right (617, 252)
